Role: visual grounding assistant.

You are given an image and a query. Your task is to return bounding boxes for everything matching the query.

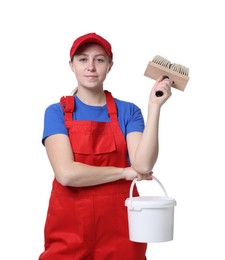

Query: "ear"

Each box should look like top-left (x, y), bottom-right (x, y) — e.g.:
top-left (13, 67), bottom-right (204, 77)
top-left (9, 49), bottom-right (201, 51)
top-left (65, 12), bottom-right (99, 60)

top-left (69, 60), bottom-right (75, 72)
top-left (107, 62), bottom-right (113, 73)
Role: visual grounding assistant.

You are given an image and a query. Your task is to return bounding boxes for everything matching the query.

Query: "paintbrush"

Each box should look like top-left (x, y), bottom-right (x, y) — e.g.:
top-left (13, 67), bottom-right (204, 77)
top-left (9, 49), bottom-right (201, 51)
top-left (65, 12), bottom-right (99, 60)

top-left (144, 55), bottom-right (190, 96)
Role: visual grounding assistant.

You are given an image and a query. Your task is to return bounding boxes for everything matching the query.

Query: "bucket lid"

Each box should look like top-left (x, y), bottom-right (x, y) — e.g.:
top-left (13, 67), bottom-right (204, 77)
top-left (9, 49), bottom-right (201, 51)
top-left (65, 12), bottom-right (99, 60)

top-left (125, 196), bottom-right (176, 210)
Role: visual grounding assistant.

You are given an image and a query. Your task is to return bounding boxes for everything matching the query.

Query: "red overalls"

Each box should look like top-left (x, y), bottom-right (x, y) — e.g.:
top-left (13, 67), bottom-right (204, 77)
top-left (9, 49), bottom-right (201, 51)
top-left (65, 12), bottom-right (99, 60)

top-left (39, 91), bottom-right (147, 260)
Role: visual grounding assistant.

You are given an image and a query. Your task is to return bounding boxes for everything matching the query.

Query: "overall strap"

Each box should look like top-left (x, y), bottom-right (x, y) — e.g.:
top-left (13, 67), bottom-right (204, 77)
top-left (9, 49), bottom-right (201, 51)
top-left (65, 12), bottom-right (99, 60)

top-left (60, 96), bottom-right (75, 128)
top-left (104, 91), bottom-right (128, 160)
top-left (104, 90), bottom-right (118, 122)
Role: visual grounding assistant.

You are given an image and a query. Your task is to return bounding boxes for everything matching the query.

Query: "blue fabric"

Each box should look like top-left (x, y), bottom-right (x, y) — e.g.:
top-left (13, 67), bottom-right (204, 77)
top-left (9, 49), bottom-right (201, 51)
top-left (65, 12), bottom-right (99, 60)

top-left (42, 95), bottom-right (144, 145)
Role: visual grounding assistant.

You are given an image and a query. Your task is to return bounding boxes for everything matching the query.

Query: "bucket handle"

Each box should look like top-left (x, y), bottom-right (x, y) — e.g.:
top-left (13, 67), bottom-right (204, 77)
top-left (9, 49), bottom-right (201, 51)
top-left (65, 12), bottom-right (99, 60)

top-left (129, 176), bottom-right (169, 202)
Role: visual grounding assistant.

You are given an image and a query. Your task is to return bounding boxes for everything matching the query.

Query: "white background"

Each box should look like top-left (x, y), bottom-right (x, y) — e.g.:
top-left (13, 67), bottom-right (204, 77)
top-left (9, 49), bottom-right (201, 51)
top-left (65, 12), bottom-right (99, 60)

top-left (1, 0), bottom-right (225, 259)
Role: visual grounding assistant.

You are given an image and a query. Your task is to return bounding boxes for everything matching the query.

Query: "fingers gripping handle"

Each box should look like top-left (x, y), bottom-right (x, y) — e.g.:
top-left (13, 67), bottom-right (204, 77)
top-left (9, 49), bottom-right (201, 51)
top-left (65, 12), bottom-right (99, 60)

top-left (155, 75), bottom-right (169, 97)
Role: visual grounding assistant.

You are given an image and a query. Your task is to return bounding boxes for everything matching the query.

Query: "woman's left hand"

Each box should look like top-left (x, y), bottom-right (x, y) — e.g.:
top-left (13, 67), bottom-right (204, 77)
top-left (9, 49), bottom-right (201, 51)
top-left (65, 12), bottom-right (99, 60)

top-left (137, 171), bottom-right (153, 181)
top-left (150, 76), bottom-right (173, 106)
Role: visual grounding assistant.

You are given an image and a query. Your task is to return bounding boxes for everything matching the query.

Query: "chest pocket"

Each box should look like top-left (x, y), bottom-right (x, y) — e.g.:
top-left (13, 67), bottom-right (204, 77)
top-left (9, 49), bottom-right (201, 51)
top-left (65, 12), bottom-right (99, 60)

top-left (70, 121), bottom-right (116, 155)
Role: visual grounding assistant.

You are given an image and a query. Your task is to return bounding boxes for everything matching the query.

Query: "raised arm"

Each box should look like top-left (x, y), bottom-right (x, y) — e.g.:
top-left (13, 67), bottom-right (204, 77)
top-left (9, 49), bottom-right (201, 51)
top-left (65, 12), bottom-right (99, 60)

top-left (127, 76), bottom-right (172, 174)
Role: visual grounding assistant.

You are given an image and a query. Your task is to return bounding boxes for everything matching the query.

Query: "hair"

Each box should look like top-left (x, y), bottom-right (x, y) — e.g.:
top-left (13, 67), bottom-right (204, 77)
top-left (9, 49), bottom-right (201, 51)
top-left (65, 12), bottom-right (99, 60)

top-left (71, 87), bottom-right (78, 96)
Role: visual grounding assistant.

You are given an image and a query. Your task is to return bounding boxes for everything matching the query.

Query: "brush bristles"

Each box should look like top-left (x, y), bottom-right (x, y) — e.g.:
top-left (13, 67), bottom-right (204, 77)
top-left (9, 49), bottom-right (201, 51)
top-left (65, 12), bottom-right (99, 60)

top-left (152, 55), bottom-right (171, 68)
top-left (152, 55), bottom-right (189, 76)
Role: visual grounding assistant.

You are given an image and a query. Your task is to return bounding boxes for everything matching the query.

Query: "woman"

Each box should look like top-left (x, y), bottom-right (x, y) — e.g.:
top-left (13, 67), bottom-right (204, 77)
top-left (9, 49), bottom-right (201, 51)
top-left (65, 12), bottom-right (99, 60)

top-left (39, 32), bottom-right (172, 259)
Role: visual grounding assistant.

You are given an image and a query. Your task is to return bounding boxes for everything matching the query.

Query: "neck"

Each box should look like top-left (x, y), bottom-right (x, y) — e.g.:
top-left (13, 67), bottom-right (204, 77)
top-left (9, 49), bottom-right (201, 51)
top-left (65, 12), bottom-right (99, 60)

top-left (76, 88), bottom-right (106, 106)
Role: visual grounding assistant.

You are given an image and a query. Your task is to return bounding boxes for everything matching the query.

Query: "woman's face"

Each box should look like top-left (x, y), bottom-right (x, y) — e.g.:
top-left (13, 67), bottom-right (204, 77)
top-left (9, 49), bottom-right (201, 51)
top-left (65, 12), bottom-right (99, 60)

top-left (69, 43), bottom-right (113, 90)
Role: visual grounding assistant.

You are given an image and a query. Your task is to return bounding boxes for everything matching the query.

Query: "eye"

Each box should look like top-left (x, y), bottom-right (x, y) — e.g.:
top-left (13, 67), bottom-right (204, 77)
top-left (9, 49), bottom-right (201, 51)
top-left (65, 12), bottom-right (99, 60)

top-left (95, 56), bottom-right (107, 63)
top-left (96, 58), bottom-right (104, 63)
top-left (79, 57), bottom-right (87, 62)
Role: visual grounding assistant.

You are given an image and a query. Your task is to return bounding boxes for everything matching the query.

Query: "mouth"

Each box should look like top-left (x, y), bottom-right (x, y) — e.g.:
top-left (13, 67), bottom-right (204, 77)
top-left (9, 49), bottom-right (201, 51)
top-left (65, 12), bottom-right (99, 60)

top-left (85, 75), bottom-right (98, 80)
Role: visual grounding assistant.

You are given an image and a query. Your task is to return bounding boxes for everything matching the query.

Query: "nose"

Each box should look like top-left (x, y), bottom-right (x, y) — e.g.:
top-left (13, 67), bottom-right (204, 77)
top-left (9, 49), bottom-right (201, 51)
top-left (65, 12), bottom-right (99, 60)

top-left (87, 59), bottom-right (96, 71)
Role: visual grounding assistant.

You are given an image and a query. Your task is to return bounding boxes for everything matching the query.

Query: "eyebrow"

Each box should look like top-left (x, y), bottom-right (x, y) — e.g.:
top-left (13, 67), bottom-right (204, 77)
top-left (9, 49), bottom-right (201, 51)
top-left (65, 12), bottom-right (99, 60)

top-left (76, 53), bottom-right (106, 57)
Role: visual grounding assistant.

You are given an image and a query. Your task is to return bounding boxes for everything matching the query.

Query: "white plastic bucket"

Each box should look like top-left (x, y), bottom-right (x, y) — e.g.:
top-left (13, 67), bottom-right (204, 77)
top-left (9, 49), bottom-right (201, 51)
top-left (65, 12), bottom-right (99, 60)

top-left (125, 176), bottom-right (176, 243)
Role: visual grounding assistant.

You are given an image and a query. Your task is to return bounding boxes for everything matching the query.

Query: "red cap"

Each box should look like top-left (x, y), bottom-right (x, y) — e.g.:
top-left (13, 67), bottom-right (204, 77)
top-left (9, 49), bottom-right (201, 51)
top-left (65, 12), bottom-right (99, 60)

top-left (70, 32), bottom-right (113, 60)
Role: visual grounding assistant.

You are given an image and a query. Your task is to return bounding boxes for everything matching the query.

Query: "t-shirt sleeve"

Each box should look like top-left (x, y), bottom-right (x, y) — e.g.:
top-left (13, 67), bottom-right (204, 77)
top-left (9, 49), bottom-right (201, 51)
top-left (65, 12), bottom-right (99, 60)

top-left (116, 99), bottom-right (145, 136)
top-left (126, 103), bottom-right (145, 134)
top-left (42, 103), bottom-right (68, 145)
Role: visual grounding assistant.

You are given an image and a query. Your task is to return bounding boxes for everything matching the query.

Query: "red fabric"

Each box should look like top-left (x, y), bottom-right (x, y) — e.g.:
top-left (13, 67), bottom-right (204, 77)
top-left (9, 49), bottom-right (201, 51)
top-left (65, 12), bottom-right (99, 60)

top-left (69, 32), bottom-right (113, 60)
top-left (39, 91), bottom-right (147, 259)
top-left (60, 96), bottom-right (74, 128)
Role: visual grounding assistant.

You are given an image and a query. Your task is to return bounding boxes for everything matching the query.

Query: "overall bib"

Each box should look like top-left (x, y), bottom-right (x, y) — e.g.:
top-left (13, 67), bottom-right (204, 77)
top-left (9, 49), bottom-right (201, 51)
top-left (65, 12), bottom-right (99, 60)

top-left (39, 91), bottom-right (147, 260)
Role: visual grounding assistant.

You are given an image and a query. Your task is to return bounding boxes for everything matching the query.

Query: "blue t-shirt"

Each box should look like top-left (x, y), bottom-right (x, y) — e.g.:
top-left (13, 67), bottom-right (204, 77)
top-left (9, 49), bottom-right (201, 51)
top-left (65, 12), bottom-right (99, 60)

top-left (42, 95), bottom-right (145, 145)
